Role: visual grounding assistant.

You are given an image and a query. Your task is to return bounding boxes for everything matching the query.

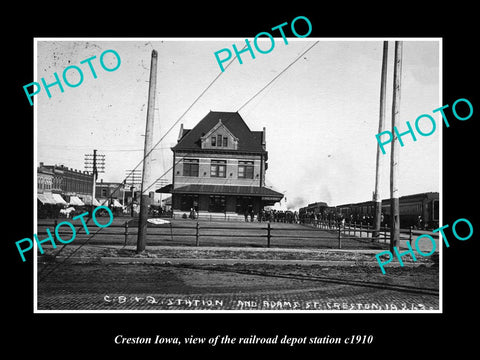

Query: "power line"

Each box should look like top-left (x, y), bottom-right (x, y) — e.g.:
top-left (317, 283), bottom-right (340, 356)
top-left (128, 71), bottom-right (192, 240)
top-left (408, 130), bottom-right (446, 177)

top-left (38, 49), bottom-right (244, 280)
top-left (39, 144), bottom-right (171, 152)
top-left (122, 44), bottom-right (244, 189)
top-left (99, 148), bottom-right (170, 152)
top-left (112, 50), bottom-right (243, 196)
top-left (142, 152), bottom-right (193, 194)
top-left (237, 41), bottom-right (319, 112)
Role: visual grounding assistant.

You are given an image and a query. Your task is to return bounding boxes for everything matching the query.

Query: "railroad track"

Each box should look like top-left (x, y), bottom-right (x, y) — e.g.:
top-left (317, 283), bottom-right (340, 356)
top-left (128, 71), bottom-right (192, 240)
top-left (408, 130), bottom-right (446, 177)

top-left (165, 263), bottom-right (439, 297)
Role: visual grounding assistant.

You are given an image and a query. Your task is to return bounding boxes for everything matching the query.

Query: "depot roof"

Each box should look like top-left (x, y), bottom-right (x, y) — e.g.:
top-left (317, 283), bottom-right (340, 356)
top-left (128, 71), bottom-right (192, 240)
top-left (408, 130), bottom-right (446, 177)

top-left (172, 111), bottom-right (265, 153)
top-left (172, 184), bottom-right (283, 200)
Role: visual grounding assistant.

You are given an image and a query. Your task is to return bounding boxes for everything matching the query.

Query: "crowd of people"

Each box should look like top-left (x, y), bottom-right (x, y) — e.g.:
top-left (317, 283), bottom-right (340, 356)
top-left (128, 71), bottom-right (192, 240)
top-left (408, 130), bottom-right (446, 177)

top-left (243, 208), bottom-right (377, 225)
top-left (243, 209), bottom-right (300, 223)
top-left (298, 209), bottom-right (380, 227)
top-left (298, 210), bottom-right (425, 229)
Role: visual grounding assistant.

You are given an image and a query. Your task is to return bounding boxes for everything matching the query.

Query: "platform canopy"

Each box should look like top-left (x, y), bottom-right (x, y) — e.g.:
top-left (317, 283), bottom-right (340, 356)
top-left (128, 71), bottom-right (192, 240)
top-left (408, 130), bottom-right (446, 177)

top-left (173, 184), bottom-right (283, 202)
top-left (156, 184), bottom-right (173, 193)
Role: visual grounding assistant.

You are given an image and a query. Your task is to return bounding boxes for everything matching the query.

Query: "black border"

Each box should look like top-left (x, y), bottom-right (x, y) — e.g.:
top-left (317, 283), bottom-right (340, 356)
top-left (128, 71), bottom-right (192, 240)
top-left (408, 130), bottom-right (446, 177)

top-left (7, 5), bottom-right (478, 355)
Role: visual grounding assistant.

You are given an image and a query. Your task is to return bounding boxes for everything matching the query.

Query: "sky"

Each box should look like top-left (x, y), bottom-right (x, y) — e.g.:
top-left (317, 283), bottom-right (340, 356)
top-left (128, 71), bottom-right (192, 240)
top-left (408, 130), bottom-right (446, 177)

top-left (36, 38), bottom-right (440, 209)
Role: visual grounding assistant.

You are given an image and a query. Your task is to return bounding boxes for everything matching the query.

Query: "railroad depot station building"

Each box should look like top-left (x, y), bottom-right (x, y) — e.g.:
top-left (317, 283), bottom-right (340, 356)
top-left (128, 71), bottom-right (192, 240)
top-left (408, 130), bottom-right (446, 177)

top-left (158, 111), bottom-right (283, 219)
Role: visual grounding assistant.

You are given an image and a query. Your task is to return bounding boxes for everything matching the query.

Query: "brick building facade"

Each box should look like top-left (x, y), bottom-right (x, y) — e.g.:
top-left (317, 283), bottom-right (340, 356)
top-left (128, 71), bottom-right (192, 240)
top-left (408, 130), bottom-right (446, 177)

top-left (37, 163), bottom-right (94, 204)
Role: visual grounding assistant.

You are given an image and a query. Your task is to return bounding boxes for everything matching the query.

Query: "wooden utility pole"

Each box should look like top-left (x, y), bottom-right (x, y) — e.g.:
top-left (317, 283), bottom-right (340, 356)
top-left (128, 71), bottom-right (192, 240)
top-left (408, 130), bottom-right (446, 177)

top-left (91, 149), bottom-right (97, 214)
top-left (390, 41), bottom-right (403, 251)
top-left (85, 149), bottom-right (104, 211)
top-left (373, 41), bottom-right (388, 240)
top-left (137, 49), bottom-right (158, 253)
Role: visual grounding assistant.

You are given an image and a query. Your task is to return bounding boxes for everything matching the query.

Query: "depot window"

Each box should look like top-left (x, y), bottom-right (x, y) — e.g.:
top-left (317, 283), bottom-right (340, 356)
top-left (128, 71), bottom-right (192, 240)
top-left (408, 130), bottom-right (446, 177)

top-left (180, 194), bottom-right (199, 212)
top-left (183, 159), bottom-right (199, 177)
top-left (238, 161), bottom-right (254, 179)
top-left (209, 195), bottom-right (226, 212)
top-left (210, 160), bottom-right (226, 178)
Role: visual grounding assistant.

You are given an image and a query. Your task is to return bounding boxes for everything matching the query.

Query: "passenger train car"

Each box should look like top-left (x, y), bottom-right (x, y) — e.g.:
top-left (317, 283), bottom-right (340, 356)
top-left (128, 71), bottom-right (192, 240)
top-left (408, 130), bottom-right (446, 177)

top-left (298, 201), bottom-right (329, 221)
top-left (381, 192), bottom-right (439, 229)
top-left (300, 192), bottom-right (439, 230)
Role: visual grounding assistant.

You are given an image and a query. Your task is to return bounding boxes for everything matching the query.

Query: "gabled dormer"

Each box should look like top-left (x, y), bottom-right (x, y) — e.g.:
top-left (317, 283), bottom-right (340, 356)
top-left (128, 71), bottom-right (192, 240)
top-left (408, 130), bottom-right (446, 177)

top-left (172, 111), bottom-right (266, 153)
top-left (200, 119), bottom-right (239, 150)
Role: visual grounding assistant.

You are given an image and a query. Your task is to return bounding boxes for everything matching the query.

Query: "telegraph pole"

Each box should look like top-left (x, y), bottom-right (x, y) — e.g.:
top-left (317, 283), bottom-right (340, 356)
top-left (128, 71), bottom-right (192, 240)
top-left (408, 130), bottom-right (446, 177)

top-left (125, 169), bottom-right (142, 217)
top-left (137, 49), bottom-right (158, 253)
top-left (390, 41), bottom-right (403, 251)
top-left (91, 150), bottom-right (97, 213)
top-left (373, 41), bottom-right (388, 240)
top-left (84, 150), bottom-right (104, 212)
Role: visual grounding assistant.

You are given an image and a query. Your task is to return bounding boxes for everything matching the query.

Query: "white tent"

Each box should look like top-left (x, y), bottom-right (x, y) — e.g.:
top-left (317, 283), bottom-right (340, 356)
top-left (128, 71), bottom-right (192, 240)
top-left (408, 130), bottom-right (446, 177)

top-left (112, 199), bottom-right (123, 208)
top-left (83, 196), bottom-right (101, 206)
top-left (37, 193), bottom-right (56, 205)
top-left (52, 193), bottom-right (68, 206)
top-left (69, 196), bottom-right (85, 206)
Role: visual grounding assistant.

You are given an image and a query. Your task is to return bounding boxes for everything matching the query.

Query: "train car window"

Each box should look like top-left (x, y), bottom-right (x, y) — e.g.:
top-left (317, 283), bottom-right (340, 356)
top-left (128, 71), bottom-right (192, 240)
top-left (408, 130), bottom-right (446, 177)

top-left (433, 200), bottom-right (439, 221)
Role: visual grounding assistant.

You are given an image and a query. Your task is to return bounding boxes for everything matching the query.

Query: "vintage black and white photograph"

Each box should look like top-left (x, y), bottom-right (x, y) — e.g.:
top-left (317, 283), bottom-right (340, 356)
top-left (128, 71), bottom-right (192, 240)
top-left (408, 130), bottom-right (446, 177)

top-left (34, 38), bottom-right (441, 312)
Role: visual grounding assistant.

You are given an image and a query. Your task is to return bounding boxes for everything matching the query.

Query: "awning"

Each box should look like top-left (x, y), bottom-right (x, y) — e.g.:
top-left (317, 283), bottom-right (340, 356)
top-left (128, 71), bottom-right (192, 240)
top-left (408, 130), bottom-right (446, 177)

top-left (52, 193), bottom-right (68, 205)
top-left (156, 184), bottom-right (173, 193)
top-left (173, 184), bottom-right (284, 200)
top-left (82, 196), bottom-right (102, 206)
top-left (112, 199), bottom-right (123, 208)
top-left (69, 196), bottom-right (85, 206)
top-left (37, 193), bottom-right (57, 205)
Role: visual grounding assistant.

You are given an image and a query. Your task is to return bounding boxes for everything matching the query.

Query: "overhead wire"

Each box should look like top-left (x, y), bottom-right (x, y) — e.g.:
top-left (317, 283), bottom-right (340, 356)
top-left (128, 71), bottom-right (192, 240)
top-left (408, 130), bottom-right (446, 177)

top-left (39, 41), bottom-right (316, 277)
top-left (121, 44), bottom-right (245, 190)
top-left (38, 45), bottom-right (244, 279)
top-left (237, 41), bottom-right (319, 112)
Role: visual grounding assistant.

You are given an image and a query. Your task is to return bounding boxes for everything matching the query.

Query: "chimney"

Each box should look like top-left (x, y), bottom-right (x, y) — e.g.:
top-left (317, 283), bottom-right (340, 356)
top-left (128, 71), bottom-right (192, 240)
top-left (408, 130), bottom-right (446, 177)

top-left (177, 123), bottom-right (184, 142)
top-left (262, 127), bottom-right (266, 149)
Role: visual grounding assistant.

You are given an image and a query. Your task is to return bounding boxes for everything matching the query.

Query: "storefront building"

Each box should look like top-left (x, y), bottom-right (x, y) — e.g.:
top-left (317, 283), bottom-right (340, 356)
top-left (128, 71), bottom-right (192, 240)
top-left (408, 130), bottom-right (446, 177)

top-left (37, 163), bottom-right (95, 206)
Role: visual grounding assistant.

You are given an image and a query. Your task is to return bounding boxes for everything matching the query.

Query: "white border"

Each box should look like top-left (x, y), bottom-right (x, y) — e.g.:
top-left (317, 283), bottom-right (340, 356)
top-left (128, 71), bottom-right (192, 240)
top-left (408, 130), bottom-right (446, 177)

top-left (33, 37), bottom-right (443, 314)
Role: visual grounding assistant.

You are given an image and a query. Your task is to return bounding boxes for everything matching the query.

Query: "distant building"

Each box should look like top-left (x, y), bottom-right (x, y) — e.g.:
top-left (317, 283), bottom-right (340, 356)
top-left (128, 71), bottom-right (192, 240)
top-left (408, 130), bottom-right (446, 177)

top-left (158, 111), bottom-right (283, 219)
top-left (161, 196), bottom-right (172, 212)
top-left (37, 165), bottom-right (54, 193)
top-left (96, 180), bottom-right (124, 200)
top-left (37, 165), bottom-right (61, 217)
top-left (37, 162), bottom-right (94, 205)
